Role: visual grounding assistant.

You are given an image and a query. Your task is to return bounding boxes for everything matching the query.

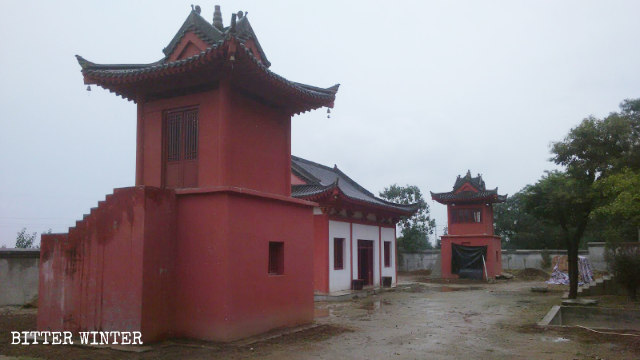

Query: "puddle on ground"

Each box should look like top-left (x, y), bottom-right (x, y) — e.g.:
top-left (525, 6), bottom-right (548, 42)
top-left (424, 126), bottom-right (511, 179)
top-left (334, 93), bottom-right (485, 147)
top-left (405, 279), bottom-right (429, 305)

top-left (438, 286), bottom-right (482, 292)
top-left (357, 298), bottom-right (392, 313)
top-left (359, 300), bottom-right (382, 312)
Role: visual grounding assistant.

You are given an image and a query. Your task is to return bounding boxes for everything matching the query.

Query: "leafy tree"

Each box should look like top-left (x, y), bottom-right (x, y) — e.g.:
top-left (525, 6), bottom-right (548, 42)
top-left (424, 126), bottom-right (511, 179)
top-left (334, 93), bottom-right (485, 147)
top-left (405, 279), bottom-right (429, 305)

top-left (15, 228), bottom-right (38, 248)
top-left (523, 171), bottom-right (595, 298)
top-left (606, 244), bottom-right (640, 300)
top-left (594, 169), bottom-right (640, 242)
top-left (494, 191), bottom-right (565, 249)
top-left (522, 98), bottom-right (640, 299)
top-left (380, 184), bottom-right (436, 252)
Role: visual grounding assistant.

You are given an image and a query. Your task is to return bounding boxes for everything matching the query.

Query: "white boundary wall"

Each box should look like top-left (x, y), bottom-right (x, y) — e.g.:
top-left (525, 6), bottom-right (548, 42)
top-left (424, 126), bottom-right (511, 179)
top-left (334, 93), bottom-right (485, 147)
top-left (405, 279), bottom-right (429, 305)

top-left (399, 242), bottom-right (608, 273)
top-left (0, 249), bottom-right (40, 306)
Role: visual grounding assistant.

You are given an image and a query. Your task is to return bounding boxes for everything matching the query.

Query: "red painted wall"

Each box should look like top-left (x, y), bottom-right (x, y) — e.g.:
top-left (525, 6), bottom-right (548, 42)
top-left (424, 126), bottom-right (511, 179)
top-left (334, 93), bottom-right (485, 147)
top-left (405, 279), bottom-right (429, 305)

top-left (447, 204), bottom-right (494, 236)
top-left (440, 235), bottom-right (502, 279)
top-left (440, 200), bottom-right (501, 279)
top-left (42, 79), bottom-right (311, 342)
top-left (137, 82), bottom-right (291, 196)
top-left (167, 32), bottom-right (210, 62)
top-left (291, 173), bottom-right (307, 185)
top-left (140, 189), bottom-right (177, 341)
top-left (223, 88), bottom-right (291, 196)
top-left (313, 213), bottom-right (329, 293)
top-left (38, 187), bottom-right (176, 342)
top-left (138, 90), bottom-right (219, 188)
top-left (173, 189), bottom-right (314, 341)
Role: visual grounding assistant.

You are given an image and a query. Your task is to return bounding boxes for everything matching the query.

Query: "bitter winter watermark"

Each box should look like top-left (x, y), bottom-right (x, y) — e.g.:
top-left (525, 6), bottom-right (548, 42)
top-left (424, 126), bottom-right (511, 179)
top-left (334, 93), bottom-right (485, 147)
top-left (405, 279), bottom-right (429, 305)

top-left (12, 331), bottom-right (143, 345)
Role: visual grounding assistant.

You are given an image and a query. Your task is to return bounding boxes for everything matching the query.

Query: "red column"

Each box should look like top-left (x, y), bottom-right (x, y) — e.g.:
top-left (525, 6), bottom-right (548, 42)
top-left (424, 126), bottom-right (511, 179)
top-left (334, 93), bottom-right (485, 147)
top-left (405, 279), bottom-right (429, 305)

top-left (394, 229), bottom-right (398, 286)
top-left (349, 222), bottom-right (353, 287)
top-left (378, 226), bottom-right (382, 286)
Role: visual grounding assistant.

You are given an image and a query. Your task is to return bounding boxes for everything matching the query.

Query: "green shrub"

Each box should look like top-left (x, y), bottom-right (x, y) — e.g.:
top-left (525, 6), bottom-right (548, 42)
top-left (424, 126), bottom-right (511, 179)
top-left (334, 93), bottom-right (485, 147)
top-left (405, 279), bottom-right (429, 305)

top-left (606, 243), bottom-right (640, 301)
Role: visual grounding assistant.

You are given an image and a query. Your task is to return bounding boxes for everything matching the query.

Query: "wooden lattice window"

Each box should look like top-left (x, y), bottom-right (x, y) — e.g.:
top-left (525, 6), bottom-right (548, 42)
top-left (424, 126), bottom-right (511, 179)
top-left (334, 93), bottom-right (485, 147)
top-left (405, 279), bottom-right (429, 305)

top-left (451, 208), bottom-right (482, 223)
top-left (268, 242), bottom-right (284, 275)
top-left (164, 108), bottom-right (199, 188)
top-left (183, 110), bottom-right (198, 160)
top-left (334, 238), bottom-right (344, 270)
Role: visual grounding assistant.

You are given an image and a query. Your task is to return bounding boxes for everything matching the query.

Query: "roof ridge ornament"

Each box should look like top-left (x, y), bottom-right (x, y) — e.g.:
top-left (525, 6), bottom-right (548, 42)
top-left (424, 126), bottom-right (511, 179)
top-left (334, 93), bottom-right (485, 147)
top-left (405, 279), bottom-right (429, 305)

top-left (230, 13), bottom-right (237, 32)
top-left (213, 5), bottom-right (223, 30)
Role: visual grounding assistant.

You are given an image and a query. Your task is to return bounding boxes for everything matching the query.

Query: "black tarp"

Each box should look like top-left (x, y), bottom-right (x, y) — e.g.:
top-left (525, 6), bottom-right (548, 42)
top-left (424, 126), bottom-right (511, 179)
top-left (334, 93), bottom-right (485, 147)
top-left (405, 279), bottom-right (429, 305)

top-left (451, 244), bottom-right (487, 280)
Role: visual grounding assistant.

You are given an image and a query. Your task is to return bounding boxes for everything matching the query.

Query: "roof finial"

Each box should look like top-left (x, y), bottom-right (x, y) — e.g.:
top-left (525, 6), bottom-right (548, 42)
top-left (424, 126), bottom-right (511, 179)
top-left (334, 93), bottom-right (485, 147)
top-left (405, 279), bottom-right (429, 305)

top-left (237, 11), bottom-right (244, 19)
top-left (195, 5), bottom-right (201, 14)
top-left (213, 5), bottom-right (224, 30)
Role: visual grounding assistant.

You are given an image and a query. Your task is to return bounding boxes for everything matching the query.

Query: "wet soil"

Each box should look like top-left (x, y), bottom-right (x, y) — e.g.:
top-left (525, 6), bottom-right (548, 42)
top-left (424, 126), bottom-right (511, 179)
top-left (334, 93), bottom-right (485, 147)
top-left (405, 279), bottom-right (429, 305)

top-left (2, 280), bottom-right (639, 359)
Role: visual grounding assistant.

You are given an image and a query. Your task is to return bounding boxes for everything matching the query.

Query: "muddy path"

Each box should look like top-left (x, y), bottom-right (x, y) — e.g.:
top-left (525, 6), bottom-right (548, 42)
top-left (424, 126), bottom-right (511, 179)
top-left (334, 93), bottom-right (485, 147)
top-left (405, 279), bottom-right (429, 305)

top-left (268, 281), bottom-right (640, 360)
top-left (1, 280), bottom-right (639, 359)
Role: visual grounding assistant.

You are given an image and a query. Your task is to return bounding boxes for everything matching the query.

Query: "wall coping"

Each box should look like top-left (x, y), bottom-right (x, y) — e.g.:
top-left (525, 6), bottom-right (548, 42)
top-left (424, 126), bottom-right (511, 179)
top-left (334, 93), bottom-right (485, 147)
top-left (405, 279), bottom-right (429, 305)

top-left (400, 250), bottom-right (441, 255)
top-left (175, 186), bottom-right (318, 207)
top-left (0, 249), bottom-right (41, 258)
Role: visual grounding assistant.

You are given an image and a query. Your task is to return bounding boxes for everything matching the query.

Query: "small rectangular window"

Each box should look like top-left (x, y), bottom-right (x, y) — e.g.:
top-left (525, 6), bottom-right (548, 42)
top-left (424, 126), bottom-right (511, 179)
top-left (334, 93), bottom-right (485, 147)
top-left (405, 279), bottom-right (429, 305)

top-left (334, 238), bottom-right (344, 270)
top-left (384, 241), bottom-right (392, 267)
top-left (268, 242), bottom-right (284, 275)
top-left (452, 208), bottom-right (482, 223)
top-left (473, 209), bottom-right (481, 223)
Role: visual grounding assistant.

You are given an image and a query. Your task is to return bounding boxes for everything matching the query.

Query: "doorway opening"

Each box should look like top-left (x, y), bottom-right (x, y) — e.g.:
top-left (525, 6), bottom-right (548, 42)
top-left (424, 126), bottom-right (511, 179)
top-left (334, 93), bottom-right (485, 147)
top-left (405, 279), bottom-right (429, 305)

top-left (451, 244), bottom-right (487, 280)
top-left (358, 240), bottom-right (374, 285)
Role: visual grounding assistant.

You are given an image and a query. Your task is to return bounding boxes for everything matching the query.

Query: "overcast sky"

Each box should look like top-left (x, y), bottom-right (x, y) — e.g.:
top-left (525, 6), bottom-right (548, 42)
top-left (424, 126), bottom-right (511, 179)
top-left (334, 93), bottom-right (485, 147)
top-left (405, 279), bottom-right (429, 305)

top-left (1, 0), bottom-right (639, 247)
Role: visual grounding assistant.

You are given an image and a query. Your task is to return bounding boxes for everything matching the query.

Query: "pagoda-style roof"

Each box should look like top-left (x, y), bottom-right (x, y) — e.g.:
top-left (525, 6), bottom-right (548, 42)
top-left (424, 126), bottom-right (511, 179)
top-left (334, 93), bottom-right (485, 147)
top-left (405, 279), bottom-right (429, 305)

top-left (76, 7), bottom-right (338, 114)
top-left (291, 156), bottom-right (419, 217)
top-left (431, 170), bottom-right (507, 204)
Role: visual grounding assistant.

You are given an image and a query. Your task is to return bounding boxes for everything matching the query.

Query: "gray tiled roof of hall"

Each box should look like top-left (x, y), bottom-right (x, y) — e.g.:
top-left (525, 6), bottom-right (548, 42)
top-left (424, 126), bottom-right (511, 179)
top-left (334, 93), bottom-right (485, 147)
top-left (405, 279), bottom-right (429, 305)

top-left (291, 156), bottom-right (418, 213)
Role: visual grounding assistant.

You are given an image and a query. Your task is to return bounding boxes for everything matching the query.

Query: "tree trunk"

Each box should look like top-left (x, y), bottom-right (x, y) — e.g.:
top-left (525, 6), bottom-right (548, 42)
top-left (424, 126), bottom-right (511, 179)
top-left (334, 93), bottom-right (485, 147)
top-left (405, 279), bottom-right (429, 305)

top-left (567, 239), bottom-right (579, 299)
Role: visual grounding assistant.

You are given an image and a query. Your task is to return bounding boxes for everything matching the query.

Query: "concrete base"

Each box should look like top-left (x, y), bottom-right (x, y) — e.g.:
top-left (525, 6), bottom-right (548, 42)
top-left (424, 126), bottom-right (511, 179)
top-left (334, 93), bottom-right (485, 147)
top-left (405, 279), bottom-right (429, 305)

top-left (531, 286), bottom-right (549, 293)
top-left (562, 299), bottom-right (598, 306)
top-left (540, 305), bottom-right (640, 331)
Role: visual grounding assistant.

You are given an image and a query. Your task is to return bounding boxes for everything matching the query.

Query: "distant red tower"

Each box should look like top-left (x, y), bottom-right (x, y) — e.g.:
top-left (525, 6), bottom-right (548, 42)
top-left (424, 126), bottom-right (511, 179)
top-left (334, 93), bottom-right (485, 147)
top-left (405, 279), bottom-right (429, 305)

top-left (431, 171), bottom-right (506, 279)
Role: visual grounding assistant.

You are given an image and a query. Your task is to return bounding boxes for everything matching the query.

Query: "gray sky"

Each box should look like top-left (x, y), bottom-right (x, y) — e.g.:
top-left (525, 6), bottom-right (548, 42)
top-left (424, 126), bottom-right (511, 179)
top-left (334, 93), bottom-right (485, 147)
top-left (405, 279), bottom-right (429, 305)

top-left (1, 0), bottom-right (639, 247)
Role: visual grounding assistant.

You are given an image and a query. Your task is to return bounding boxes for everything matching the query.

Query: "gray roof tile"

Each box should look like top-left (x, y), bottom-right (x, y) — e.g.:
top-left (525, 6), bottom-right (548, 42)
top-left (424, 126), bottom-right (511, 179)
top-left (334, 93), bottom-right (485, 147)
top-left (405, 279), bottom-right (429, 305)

top-left (291, 156), bottom-right (418, 213)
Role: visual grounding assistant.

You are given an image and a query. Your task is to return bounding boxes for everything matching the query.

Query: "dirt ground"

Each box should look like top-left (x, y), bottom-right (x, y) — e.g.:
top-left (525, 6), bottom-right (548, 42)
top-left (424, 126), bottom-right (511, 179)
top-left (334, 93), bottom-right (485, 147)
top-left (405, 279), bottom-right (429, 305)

top-left (2, 277), bottom-right (640, 360)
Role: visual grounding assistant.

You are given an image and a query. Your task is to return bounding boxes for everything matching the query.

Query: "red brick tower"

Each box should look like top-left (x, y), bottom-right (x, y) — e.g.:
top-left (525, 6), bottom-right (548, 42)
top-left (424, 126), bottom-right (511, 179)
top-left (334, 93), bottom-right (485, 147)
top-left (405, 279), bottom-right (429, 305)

top-left (431, 171), bottom-right (506, 279)
top-left (38, 6), bottom-right (338, 342)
